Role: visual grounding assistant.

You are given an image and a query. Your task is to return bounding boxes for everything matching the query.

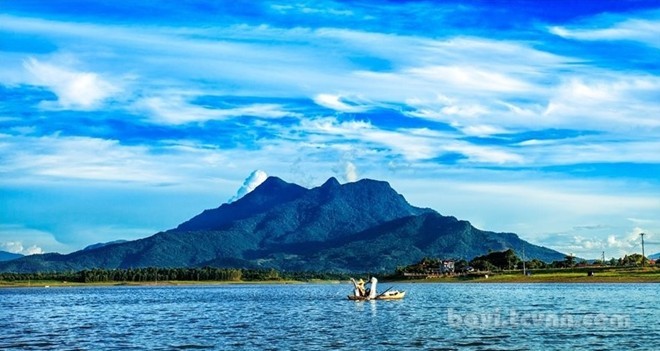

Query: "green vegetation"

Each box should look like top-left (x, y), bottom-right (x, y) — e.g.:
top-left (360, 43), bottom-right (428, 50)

top-left (2, 249), bottom-right (657, 287)
top-left (0, 267), bottom-right (352, 287)
top-left (464, 266), bottom-right (660, 283)
top-left (390, 249), bottom-right (659, 283)
top-left (470, 249), bottom-right (520, 271)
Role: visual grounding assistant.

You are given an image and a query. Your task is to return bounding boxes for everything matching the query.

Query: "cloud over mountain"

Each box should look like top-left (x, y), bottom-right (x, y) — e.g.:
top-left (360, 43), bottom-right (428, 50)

top-left (229, 170), bottom-right (269, 203)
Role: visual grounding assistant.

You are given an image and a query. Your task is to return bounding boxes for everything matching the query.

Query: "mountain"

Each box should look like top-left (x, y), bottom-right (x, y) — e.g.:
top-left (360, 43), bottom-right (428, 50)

top-left (650, 252), bottom-right (660, 260)
top-left (83, 240), bottom-right (128, 251)
top-left (0, 251), bottom-right (23, 262)
top-left (0, 176), bottom-right (564, 273)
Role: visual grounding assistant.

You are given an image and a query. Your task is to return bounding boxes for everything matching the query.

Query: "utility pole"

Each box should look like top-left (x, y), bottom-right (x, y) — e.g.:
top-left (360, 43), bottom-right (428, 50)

top-left (640, 233), bottom-right (645, 267)
top-left (602, 251), bottom-right (605, 266)
top-left (522, 244), bottom-right (526, 276)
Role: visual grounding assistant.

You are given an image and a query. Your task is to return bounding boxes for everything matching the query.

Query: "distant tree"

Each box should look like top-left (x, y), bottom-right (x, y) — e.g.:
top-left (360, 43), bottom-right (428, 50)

top-left (454, 259), bottom-right (469, 271)
top-left (626, 253), bottom-right (646, 266)
top-left (469, 259), bottom-right (497, 272)
top-left (470, 249), bottom-right (520, 271)
top-left (518, 259), bottom-right (547, 270)
top-left (564, 254), bottom-right (575, 267)
top-left (550, 260), bottom-right (566, 268)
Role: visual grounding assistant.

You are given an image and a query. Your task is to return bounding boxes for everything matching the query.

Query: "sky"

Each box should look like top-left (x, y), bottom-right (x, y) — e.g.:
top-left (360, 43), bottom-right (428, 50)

top-left (1, 0), bottom-right (659, 260)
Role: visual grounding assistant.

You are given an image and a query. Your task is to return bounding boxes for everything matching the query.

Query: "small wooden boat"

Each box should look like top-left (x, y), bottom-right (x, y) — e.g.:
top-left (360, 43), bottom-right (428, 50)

top-left (347, 290), bottom-right (406, 301)
top-left (348, 277), bottom-right (406, 300)
top-left (376, 290), bottom-right (406, 300)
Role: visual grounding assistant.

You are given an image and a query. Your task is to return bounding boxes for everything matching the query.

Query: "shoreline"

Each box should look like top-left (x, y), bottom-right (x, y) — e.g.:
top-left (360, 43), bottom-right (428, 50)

top-left (2, 267), bottom-right (657, 288)
top-left (398, 276), bottom-right (660, 284)
top-left (2, 276), bottom-right (658, 288)
top-left (0, 279), bottom-right (343, 288)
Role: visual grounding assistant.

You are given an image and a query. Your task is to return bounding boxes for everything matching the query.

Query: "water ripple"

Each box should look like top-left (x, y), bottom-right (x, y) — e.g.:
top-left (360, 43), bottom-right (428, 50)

top-left (1, 283), bottom-right (658, 350)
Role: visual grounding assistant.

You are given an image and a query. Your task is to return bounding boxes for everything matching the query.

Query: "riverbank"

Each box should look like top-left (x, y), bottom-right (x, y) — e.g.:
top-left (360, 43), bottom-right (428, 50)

top-left (2, 267), bottom-right (657, 287)
top-left (0, 278), bottom-right (348, 288)
top-left (400, 267), bottom-right (660, 284)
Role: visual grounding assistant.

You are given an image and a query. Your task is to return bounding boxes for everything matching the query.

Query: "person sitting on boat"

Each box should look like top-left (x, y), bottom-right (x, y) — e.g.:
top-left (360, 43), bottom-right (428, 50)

top-left (356, 278), bottom-right (366, 297)
top-left (350, 278), bottom-right (367, 297)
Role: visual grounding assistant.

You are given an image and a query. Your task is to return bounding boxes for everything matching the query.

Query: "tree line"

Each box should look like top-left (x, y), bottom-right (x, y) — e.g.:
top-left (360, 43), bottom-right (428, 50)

top-left (0, 267), bottom-right (352, 283)
top-left (396, 250), bottom-right (657, 275)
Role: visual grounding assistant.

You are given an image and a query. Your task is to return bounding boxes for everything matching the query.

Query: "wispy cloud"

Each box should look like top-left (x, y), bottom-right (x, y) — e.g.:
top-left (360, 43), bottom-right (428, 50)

top-left (313, 94), bottom-right (371, 113)
top-left (22, 57), bottom-right (120, 110)
top-left (550, 14), bottom-right (660, 48)
top-left (135, 96), bottom-right (296, 125)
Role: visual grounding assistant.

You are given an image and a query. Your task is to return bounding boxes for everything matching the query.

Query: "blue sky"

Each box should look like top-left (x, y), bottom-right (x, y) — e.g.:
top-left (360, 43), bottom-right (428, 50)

top-left (1, 0), bottom-right (659, 259)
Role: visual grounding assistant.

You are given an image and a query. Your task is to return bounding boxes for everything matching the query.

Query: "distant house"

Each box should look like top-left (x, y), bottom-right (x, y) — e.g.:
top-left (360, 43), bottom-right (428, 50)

top-left (400, 258), bottom-right (456, 278)
top-left (441, 260), bottom-right (455, 274)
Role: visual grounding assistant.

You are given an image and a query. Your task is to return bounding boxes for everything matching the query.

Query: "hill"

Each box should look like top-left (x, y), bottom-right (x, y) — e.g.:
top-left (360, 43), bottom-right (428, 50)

top-left (0, 251), bottom-right (23, 262)
top-left (83, 240), bottom-right (128, 251)
top-left (0, 176), bottom-right (565, 273)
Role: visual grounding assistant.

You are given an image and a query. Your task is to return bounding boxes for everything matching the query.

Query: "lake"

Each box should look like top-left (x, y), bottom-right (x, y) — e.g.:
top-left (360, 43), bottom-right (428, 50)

top-left (1, 283), bottom-right (657, 350)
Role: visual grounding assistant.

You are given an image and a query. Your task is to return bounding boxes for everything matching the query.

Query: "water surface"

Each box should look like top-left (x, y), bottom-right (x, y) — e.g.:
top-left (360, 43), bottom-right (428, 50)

top-left (1, 283), bottom-right (657, 350)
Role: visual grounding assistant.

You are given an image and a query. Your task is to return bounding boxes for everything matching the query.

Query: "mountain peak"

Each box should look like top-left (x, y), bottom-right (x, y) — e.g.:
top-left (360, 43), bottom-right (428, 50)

top-left (261, 175), bottom-right (288, 186)
top-left (244, 176), bottom-right (307, 200)
top-left (176, 176), bottom-right (307, 231)
top-left (320, 177), bottom-right (341, 188)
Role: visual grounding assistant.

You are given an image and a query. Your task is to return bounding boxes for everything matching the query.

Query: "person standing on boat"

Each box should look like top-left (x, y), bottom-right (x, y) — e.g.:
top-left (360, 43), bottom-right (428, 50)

top-left (367, 277), bottom-right (378, 299)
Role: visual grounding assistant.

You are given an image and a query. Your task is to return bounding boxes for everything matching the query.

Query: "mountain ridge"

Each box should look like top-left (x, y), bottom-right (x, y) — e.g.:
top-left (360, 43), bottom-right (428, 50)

top-left (0, 176), bottom-right (565, 273)
top-left (0, 251), bottom-right (23, 262)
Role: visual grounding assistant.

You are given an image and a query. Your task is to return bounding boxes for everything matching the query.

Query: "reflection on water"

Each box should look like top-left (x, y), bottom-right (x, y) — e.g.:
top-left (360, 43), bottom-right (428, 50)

top-left (1, 283), bottom-right (657, 350)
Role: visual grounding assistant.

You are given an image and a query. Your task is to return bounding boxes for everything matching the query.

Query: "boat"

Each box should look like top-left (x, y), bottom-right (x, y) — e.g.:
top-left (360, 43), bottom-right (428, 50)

top-left (347, 290), bottom-right (406, 301)
top-left (375, 290), bottom-right (406, 300)
top-left (347, 277), bottom-right (405, 300)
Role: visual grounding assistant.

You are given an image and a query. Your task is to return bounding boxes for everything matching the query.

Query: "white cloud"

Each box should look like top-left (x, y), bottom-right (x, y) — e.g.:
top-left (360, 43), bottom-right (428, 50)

top-left (271, 3), bottom-right (354, 16)
top-left (542, 76), bottom-right (660, 129)
top-left (313, 94), bottom-right (371, 113)
top-left (0, 241), bottom-right (43, 255)
top-left (446, 142), bottom-right (524, 164)
top-left (23, 57), bottom-right (119, 110)
top-left (297, 117), bottom-right (525, 164)
top-left (136, 96), bottom-right (296, 125)
top-left (344, 161), bottom-right (358, 182)
top-left (229, 170), bottom-right (269, 202)
top-left (517, 137), bottom-right (660, 166)
top-left (550, 18), bottom-right (660, 48)
top-left (0, 135), bottom-right (174, 183)
top-left (459, 124), bottom-right (506, 137)
top-left (0, 134), bottom-right (255, 185)
top-left (407, 65), bottom-right (531, 93)
top-left (299, 117), bottom-right (439, 160)
top-left (0, 225), bottom-right (68, 254)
